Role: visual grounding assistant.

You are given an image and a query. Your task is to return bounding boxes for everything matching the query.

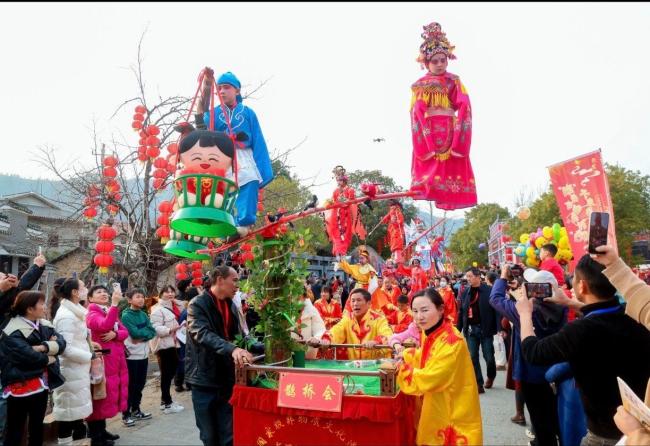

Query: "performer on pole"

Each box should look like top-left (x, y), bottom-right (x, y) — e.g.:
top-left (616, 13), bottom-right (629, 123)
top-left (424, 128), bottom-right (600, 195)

top-left (197, 68), bottom-right (274, 237)
top-left (409, 22), bottom-right (477, 210)
top-left (325, 166), bottom-right (366, 256)
top-left (380, 199), bottom-right (406, 263)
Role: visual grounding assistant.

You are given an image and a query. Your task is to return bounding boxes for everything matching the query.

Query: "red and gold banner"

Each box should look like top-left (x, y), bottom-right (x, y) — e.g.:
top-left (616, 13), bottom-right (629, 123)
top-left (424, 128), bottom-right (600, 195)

top-left (548, 150), bottom-right (617, 270)
top-left (231, 385), bottom-right (416, 446)
top-left (277, 372), bottom-right (343, 412)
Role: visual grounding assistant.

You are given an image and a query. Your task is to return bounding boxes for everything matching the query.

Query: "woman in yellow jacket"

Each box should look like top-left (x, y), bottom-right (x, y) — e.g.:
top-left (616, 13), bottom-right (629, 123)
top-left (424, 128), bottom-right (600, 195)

top-left (396, 287), bottom-right (482, 446)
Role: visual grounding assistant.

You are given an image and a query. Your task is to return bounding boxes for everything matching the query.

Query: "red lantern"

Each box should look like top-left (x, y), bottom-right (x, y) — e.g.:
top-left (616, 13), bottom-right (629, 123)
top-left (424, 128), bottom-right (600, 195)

top-left (175, 263), bottom-right (188, 273)
top-left (146, 125), bottom-right (160, 136)
top-left (137, 153), bottom-right (148, 162)
top-left (153, 158), bottom-right (167, 169)
top-left (167, 143), bottom-right (178, 155)
top-left (191, 261), bottom-right (202, 270)
top-left (191, 270), bottom-right (203, 279)
top-left (97, 225), bottom-right (117, 240)
top-left (146, 136), bottom-right (160, 146)
top-left (103, 167), bottom-right (117, 178)
top-left (95, 240), bottom-right (115, 253)
top-left (176, 273), bottom-right (189, 281)
top-left (158, 201), bottom-right (173, 213)
top-left (139, 137), bottom-right (147, 146)
top-left (153, 178), bottom-right (165, 190)
top-left (152, 168), bottom-right (167, 179)
top-left (132, 121), bottom-right (142, 130)
top-left (109, 192), bottom-right (122, 202)
top-left (93, 253), bottom-right (113, 274)
top-left (133, 113), bottom-right (144, 122)
top-left (83, 207), bottom-right (97, 219)
top-left (139, 130), bottom-right (148, 138)
top-left (83, 197), bottom-right (99, 207)
top-left (192, 278), bottom-right (202, 286)
top-left (88, 185), bottom-right (100, 197)
top-left (134, 105), bottom-right (146, 114)
top-left (107, 204), bottom-right (119, 215)
top-left (156, 226), bottom-right (170, 239)
top-left (103, 156), bottom-right (118, 167)
top-left (257, 203), bottom-right (264, 212)
top-left (146, 146), bottom-right (160, 158)
top-left (166, 163), bottom-right (176, 174)
top-left (156, 214), bottom-right (170, 226)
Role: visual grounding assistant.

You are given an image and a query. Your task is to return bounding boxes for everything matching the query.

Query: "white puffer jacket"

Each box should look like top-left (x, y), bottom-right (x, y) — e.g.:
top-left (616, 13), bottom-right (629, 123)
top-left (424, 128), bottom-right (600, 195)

top-left (149, 299), bottom-right (181, 353)
top-left (52, 298), bottom-right (93, 421)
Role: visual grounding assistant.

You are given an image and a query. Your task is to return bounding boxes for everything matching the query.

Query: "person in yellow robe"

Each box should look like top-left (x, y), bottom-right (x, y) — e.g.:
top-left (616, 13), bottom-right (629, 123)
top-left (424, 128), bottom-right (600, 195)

top-left (397, 287), bottom-right (482, 446)
top-left (311, 288), bottom-right (393, 359)
top-left (335, 246), bottom-right (377, 290)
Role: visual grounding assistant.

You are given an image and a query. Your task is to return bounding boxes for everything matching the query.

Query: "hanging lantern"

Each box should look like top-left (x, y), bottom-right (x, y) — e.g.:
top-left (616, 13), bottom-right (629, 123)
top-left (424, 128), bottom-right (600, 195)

top-left (109, 192), bottom-right (122, 202)
top-left (84, 197), bottom-right (100, 207)
top-left (167, 143), bottom-right (178, 155)
top-left (107, 204), bottom-right (119, 215)
top-left (134, 105), bottom-right (146, 114)
top-left (105, 179), bottom-right (120, 193)
top-left (132, 121), bottom-right (143, 130)
top-left (103, 166), bottom-right (117, 178)
top-left (137, 153), bottom-right (148, 162)
top-left (153, 158), bottom-right (168, 169)
top-left (146, 146), bottom-right (160, 158)
top-left (159, 201), bottom-right (173, 213)
top-left (83, 207), bottom-right (97, 220)
top-left (146, 136), bottom-right (160, 146)
top-left (146, 125), bottom-right (160, 136)
top-left (153, 178), bottom-right (165, 190)
top-left (97, 224), bottom-right (117, 240)
top-left (156, 226), bottom-right (170, 244)
top-left (133, 113), bottom-right (145, 122)
top-left (139, 130), bottom-right (148, 138)
top-left (152, 168), bottom-right (167, 179)
top-left (95, 240), bottom-right (115, 253)
top-left (103, 156), bottom-right (119, 167)
top-left (88, 185), bottom-right (100, 197)
top-left (157, 214), bottom-right (170, 226)
top-left (94, 254), bottom-right (113, 274)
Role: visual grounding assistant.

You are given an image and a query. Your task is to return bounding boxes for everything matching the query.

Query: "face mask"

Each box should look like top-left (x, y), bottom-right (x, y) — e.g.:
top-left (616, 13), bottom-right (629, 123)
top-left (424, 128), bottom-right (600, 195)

top-left (440, 281), bottom-right (447, 288)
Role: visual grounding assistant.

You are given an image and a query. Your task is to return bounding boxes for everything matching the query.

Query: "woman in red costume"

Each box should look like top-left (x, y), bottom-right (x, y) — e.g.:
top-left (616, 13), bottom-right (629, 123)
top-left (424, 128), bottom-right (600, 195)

top-left (381, 199), bottom-right (406, 263)
top-left (410, 22), bottom-right (477, 211)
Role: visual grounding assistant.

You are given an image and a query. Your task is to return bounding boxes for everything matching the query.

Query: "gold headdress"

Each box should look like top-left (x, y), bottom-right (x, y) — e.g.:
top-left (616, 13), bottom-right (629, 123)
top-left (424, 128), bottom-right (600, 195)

top-left (417, 22), bottom-right (456, 64)
top-left (332, 165), bottom-right (349, 183)
top-left (358, 245), bottom-right (370, 259)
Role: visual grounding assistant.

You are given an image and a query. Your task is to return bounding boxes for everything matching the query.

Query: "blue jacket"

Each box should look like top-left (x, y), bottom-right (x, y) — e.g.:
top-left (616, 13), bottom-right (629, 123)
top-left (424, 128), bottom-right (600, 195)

top-left (546, 362), bottom-right (587, 446)
top-left (203, 104), bottom-right (274, 188)
top-left (489, 278), bottom-right (566, 383)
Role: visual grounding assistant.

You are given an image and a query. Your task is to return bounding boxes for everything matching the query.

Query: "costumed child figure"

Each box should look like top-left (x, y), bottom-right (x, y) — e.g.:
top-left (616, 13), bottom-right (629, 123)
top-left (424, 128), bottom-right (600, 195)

top-left (197, 68), bottom-right (274, 236)
top-left (410, 22), bottom-right (477, 210)
top-left (381, 199), bottom-right (406, 263)
top-left (325, 166), bottom-right (366, 256)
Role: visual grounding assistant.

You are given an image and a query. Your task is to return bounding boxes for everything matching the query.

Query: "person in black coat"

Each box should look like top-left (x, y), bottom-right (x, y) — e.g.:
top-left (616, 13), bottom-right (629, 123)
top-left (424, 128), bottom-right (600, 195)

top-left (457, 267), bottom-right (500, 393)
top-left (185, 266), bottom-right (263, 446)
top-left (0, 290), bottom-right (66, 446)
top-left (0, 254), bottom-right (47, 329)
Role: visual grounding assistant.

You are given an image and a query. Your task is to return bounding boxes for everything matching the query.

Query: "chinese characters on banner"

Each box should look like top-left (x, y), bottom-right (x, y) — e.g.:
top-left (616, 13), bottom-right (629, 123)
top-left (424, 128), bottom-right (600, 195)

top-left (548, 150), bottom-right (617, 270)
top-left (277, 372), bottom-right (344, 413)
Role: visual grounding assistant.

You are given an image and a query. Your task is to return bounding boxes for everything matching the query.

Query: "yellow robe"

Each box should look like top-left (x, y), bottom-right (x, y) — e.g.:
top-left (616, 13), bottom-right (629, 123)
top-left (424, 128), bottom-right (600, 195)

top-left (339, 260), bottom-right (376, 288)
top-left (324, 309), bottom-right (393, 359)
top-left (397, 320), bottom-right (483, 446)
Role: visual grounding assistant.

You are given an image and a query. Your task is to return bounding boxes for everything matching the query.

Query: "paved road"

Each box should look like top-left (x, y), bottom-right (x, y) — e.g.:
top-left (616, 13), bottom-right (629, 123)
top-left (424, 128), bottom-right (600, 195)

top-left (92, 357), bottom-right (531, 446)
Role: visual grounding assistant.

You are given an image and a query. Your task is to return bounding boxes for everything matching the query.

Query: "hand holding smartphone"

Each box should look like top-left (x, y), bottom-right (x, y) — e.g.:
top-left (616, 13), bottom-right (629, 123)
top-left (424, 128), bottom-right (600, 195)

top-left (524, 282), bottom-right (553, 299)
top-left (588, 211), bottom-right (610, 254)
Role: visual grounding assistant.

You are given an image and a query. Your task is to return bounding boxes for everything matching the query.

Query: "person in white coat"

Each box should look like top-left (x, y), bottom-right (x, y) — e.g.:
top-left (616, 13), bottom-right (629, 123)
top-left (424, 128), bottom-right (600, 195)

top-left (293, 292), bottom-right (326, 360)
top-left (52, 278), bottom-right (99, 444)
top-left (149, 285), bottom-right (184, 414)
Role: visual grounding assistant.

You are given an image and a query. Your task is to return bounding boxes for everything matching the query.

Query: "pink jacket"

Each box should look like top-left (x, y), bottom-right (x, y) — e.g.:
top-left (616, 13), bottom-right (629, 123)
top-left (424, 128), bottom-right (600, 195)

top-left (85, 304), bottom-right (129, 421)
top-left (388, 322), bottom-right (421, 348)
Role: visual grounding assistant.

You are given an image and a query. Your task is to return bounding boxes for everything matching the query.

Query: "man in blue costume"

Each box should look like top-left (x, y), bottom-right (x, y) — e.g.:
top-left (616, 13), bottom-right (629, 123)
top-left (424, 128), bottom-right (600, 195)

top-left (197, 68), bottom-right (274, 237)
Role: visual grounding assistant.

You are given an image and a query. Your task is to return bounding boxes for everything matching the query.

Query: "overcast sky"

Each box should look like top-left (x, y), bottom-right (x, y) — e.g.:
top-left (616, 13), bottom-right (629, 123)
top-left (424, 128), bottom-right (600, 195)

top-left (2, 2), bottom-right (649, 220)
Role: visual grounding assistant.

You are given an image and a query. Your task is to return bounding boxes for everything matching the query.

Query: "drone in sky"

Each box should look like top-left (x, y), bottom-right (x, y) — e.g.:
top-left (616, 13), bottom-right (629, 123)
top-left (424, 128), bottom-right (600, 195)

top-left (372, 137), bottom-right (385, 143)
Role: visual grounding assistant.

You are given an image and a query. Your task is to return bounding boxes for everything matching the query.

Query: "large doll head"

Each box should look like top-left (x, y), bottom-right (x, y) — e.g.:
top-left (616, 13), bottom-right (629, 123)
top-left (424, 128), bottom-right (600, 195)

top-left (175, 123), bottom-right (247, 175)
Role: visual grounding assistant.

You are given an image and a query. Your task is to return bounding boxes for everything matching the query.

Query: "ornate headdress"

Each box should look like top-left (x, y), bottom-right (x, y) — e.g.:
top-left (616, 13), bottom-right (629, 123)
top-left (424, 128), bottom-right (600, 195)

top-left (417, 22), bottom-right (456, 64)
top-left (332, 165), bottom-right (348, 183)
top-left (358, 245), bottom-right (370, 259)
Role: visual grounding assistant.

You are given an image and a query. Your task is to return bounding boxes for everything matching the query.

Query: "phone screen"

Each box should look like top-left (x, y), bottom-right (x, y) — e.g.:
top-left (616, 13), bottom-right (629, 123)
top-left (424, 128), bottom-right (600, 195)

top-left (525, 282), bottom-right (553, 299)
top-left (588, 212), bottom-right (610, 254)
top-left (112, 282), bottom-right (122, 293)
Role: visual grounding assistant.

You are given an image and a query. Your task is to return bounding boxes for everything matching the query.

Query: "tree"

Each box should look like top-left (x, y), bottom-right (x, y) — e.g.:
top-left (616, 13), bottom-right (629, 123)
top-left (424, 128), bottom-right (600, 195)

top-left (448, 203), bottom-right (511, 269)
top-left (606, 164), bottom-right (650, 264)
top-left (346, 169), bottom-right (418, 258)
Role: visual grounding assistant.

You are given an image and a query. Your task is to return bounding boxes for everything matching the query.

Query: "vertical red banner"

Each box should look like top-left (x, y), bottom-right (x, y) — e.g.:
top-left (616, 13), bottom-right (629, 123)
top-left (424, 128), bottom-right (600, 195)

top-left (548, 150), bottom-right (617, 271)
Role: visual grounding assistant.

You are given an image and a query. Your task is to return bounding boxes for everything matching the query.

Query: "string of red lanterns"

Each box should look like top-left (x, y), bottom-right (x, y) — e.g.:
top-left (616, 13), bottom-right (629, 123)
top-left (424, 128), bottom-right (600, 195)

top-left (94, 223), bottom-right (117, 274)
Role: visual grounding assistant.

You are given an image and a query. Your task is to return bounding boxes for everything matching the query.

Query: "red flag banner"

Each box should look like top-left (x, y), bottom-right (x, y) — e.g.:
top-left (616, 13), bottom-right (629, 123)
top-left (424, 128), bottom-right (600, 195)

top-left (548, 150), bottom-right (617, 270)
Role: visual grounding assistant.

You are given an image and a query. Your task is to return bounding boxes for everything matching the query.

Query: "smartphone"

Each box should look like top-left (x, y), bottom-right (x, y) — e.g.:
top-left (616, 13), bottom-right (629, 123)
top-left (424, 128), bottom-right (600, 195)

top-left (524, 282), bottom-right (553, 299)
top-left (38, 246), bottom-right (43, 256)
top-left (588, 211), bottom-right (610, 254)
top-left (112, 282), bottom-right (122, 294)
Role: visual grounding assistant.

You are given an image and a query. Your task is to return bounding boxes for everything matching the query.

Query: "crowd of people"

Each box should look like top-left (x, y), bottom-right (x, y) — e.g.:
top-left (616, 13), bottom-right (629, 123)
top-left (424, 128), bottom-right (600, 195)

top-left (1, 240), bottom-right (649, 446)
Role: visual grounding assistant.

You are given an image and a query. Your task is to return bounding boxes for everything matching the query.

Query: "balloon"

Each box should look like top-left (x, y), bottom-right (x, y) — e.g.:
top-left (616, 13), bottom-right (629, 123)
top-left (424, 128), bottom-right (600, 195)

top-left (535, 237), bottom-right (546, 249)
top-left (526, 247), bottom-right (535, 258)
top-left (560, 227), bottom-right (568, 238)
top-left (542, 226), bottom-right (553, 240)
top-left (558, 237), bottom-right (569, 249)
top-left (478, 243), bottom-right (487, 250)
top-left (520, 234), bottom-right (529, 244)
top-left (472, 261), bottom-right (478, 268)
top-left (515, 245), bottom-right (526, 257)
top-left (552, 223), bottom-right (562, 242)
top-left (516, 206), bottom-right (531, 221)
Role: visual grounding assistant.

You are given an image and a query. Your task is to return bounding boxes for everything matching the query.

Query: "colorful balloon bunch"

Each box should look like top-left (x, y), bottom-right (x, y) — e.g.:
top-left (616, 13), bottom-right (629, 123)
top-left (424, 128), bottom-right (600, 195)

top-left (513, 223), bottom-right (573, 266)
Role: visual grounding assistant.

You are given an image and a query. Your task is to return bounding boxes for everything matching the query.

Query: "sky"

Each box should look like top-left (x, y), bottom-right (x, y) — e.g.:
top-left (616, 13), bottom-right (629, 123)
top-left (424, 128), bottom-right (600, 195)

top-left (2, 2), bottom-right (649, 220)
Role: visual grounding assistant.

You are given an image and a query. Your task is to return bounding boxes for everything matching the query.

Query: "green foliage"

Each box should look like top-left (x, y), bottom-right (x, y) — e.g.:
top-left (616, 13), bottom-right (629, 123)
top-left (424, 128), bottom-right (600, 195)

top-left (448, 203), bottom-right (511, 269)
top-left (606, 164), bottom-right (650, 264)
top-left (347, 169), bottom-right (418, 257)
top-left (240, 228), bottom-right (313, 361)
